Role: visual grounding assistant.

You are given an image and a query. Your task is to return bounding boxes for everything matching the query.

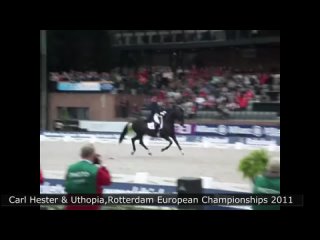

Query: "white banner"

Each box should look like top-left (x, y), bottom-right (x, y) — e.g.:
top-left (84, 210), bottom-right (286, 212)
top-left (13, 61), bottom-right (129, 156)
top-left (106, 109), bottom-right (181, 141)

top-left (174, 124), bottom-right (192, 134)
top-left (57, 82), bottom-right (101, 91)
top-left (79, 121), bottom-right (127, 132)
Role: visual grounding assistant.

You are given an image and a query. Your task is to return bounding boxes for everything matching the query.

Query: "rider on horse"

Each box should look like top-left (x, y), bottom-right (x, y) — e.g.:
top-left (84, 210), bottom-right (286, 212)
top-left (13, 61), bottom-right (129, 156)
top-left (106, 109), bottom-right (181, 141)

top-left (119, 100), bottom-right (185, 156)
top-left (149, 96), bottom-right (166, 137)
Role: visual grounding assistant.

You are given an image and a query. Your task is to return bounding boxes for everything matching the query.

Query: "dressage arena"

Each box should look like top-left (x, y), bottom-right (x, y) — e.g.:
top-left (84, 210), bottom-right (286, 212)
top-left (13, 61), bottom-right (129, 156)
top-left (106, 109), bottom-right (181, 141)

top-left (40, 136), bottom-right (280, 189)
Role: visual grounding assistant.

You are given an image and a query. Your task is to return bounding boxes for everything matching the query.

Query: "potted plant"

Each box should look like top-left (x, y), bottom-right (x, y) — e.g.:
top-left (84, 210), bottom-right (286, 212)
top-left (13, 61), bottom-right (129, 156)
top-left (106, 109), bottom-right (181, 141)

top-left (238, 149), bottom-right (269, 182)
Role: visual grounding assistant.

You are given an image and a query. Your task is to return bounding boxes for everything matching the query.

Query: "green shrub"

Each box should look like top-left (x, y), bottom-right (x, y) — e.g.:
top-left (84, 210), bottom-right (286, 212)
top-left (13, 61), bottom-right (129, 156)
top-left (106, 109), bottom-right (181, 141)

top-left (238, 149), bottom-right (269, 181)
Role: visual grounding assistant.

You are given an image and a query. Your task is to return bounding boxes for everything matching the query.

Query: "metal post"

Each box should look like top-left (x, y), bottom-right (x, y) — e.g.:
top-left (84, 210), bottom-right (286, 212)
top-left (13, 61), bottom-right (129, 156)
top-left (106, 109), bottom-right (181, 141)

top-left (40, 30), bottom-right (48, 130)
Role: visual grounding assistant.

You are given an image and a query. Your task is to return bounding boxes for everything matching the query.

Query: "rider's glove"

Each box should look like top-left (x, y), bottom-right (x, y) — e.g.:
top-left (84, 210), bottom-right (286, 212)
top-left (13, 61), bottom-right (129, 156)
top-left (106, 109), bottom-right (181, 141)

top-left (159, 111), bottom-right (167, 116)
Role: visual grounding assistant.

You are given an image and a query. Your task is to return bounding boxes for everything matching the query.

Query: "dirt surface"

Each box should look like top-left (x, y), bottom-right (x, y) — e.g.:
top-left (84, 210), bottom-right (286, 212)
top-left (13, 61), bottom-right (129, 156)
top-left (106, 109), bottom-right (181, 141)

top-left (40, 141), bottom-right (280, 185)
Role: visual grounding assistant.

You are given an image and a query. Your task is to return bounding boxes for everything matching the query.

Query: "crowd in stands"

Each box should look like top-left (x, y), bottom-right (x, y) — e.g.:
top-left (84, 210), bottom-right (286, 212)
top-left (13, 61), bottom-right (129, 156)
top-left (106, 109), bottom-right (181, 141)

top-left (50, 66), bottom-right (280, 118)
top-left (50, 71), bottom-right (111, 82)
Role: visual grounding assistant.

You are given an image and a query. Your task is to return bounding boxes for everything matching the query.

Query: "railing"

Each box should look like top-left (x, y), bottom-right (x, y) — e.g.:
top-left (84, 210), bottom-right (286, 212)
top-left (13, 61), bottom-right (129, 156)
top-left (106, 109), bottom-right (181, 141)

top-left (252, 102), bottom-right (280, 116)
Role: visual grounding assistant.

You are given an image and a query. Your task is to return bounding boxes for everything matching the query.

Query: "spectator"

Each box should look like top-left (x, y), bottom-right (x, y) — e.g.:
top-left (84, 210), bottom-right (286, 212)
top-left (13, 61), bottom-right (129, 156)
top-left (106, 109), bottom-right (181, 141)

top-left (244, 87), bottom-right (255, 101)
top-left (250, 75), bottom-right (258, 86)
top-left (183, 101), bottom-right (196, 119)
top-left (267, 74), bottom-right (274, 91)
top-left (260, 91), bottom-right (271, 102)
top-left (216, 97), bottom-right (230, 119)
top-left (227, 79), bottom-right (237, 90)
top-left (252, 158), bottom-right (280, 210)
top-left (50, 66), bottom-right (279, 114)
top-left (138, 68), bottom-right (148, 85)
top-left (259, 73), bottom-right (269, 85)
top-left (157, 87), bottom-right (167, 102)
top-left (50, 73), bottom-right (60, 82)
top-left (236, 91), bottom-right (249, 110)
top-left (117, 78), bottom-right (125, 93)
top-left (244, 75), bottom-right (251, 86)
top-left (65, 144), bottom-right (112, 210)
top-left (40, 169), bottom-right (44, 185)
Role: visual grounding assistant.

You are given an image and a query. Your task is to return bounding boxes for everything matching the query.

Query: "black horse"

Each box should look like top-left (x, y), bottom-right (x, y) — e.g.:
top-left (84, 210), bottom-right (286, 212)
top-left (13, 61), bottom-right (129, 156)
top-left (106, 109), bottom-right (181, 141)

top-left (119, 105), bottom-right (185, 156)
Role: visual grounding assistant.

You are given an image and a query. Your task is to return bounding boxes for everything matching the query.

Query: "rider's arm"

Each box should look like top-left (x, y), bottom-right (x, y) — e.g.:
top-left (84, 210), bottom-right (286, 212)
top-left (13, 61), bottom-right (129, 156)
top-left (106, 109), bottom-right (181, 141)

top-left (160, 111), bottom-right (167, 116)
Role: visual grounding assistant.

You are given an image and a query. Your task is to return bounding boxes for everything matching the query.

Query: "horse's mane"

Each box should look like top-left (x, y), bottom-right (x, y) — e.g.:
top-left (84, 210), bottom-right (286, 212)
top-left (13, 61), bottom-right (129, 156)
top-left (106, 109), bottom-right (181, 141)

top-left (164, 105), bottom-right (183, 123)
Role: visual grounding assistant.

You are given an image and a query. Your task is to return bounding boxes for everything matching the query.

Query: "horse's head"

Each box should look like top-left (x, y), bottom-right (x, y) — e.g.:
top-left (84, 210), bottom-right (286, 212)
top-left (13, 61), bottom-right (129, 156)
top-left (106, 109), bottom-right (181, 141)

top-left (172, 105), bottom-right (185, 127)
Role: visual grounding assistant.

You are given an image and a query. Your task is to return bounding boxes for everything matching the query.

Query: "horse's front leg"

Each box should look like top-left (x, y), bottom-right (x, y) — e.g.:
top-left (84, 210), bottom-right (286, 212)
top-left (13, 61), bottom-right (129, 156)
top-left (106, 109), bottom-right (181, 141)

top-left (171, 135), bottom-right (184, 155)
top-left (139, 135), bottom-right (152, 156)
top-left (161, 136), bottom-right (173, 152)
top-left (131, 135), bottom-right (139, 155)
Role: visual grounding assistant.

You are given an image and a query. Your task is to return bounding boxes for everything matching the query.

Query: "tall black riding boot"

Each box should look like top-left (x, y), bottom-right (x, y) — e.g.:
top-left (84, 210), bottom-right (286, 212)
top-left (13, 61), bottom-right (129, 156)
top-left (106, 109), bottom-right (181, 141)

top-left (155, 124), bottom-right (160, 137)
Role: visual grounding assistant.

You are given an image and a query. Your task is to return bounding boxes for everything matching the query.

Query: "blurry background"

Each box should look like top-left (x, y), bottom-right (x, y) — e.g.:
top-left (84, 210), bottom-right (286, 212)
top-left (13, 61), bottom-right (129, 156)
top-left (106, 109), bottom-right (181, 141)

top-left (40, 30), bottom-right (280, 131)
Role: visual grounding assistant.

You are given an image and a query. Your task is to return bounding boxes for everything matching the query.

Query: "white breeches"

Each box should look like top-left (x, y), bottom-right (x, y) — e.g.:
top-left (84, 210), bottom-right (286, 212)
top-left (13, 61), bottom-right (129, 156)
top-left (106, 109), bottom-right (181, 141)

top-left (153, 114), bottom-right (161, 124)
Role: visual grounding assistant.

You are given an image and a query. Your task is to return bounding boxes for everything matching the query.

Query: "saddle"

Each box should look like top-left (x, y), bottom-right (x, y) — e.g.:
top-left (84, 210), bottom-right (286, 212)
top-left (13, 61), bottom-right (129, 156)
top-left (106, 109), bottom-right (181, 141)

top-left (147, 118), bottom-right (164, 130)
top-left (147, 122), bottom-right (156, 130)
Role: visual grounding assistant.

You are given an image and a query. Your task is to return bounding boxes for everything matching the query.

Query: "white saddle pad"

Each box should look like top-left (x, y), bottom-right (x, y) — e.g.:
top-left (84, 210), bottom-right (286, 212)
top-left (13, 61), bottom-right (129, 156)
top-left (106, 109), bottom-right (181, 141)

top-left (147, 121), bottom-right (163, 130)
top-left (147, 122), bottom-right (155, 130)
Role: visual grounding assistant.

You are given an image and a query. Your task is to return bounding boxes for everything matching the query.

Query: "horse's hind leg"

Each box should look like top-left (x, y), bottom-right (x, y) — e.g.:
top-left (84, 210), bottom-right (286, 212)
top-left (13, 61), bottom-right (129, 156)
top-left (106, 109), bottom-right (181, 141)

top-left (161, 136), bottom-right (172, 152)
top-left (131, 135), bottom-right (139, 155)
top-left (172, 135), bottom-right (184, 155)
top-left (139, 136), bottom-right (152, 156)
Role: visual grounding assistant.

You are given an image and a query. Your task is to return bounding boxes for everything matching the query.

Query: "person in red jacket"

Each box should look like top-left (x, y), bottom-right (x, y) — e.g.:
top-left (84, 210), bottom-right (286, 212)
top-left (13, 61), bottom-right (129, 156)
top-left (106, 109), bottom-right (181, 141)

top-left (40, 169), bottom-right (44, 185)
top-left (65, 144), bottom-right (112, 210)
top-left (236, 91), bottom-right (249, 110)
top-left (245, 88), bottom-right (255, 101)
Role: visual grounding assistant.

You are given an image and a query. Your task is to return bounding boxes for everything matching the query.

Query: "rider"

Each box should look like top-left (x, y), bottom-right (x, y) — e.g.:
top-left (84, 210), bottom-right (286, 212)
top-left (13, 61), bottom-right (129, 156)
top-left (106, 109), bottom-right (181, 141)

top-left (153, 110), bottom-right (167, 137)
top-left (149, 96), bottom-right (166, 137)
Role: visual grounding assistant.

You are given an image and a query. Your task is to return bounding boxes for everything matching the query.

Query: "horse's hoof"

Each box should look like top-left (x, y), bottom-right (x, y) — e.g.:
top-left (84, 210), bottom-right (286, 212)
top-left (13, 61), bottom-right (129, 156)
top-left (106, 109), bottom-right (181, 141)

top-left (181, 151), bottom-right (184, 156)
top-left (161, 149), bottom-right (165, 152)
top-left (148, 152), bottom-right (152, 156)
top-left (131, 151), bottom-right (135, 155)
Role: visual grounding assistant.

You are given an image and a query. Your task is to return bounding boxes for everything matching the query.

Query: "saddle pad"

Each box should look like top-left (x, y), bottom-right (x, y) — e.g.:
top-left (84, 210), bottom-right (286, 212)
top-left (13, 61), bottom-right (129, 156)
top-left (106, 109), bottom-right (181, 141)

top-left (147, 122), bottom-right (155, 130)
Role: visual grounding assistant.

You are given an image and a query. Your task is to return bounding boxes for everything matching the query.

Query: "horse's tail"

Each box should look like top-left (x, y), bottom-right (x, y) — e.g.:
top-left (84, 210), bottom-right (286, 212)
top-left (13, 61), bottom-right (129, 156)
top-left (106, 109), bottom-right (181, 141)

top-left (119, 123), bottom-right (130, 144)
